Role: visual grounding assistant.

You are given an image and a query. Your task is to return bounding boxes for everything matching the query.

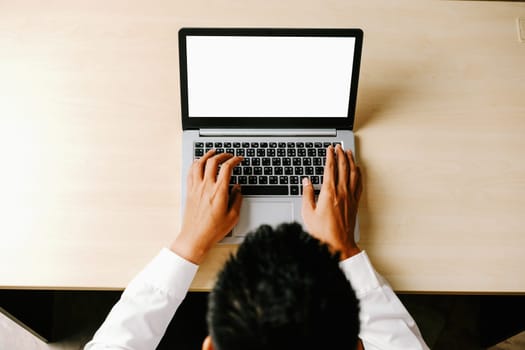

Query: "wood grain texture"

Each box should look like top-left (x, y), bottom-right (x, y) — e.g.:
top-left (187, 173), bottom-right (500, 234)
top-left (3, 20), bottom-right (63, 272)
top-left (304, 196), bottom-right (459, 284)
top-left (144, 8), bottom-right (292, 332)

top-left (0, 0), bottom-right (524, 292)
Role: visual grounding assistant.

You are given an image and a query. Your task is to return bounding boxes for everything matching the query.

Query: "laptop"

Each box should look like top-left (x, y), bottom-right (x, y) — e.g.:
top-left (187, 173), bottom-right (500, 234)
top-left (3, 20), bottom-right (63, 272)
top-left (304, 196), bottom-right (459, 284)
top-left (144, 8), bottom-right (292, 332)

top-left (179, 28), bottom-right (363, 243)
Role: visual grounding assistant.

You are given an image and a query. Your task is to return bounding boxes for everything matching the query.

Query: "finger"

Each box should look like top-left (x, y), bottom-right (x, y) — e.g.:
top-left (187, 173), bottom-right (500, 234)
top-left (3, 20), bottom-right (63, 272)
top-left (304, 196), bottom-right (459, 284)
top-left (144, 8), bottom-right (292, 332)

top-left (355, 167), bottom-right (363, 202)
top-left (204, 153), bottom-right (233, 181)
top-left (301, 177), bottom-right (316, 217)
top-left (336, 144), bottom-right (349, 192)
top-left (347, 149), bottom-right (357, 190)
top-left (194, 149), bottom-right (216, 181)
top-left (226, 184), bottom-right (243, 224)
top-left (217, 155), bottom-right (243, 187)
top-left (322, 145), bottom-right (336, 190)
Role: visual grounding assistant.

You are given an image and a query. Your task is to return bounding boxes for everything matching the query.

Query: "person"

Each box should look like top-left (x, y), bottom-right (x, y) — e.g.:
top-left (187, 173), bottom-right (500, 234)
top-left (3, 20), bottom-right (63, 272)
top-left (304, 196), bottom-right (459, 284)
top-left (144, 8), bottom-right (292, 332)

top-left (85, 145), bottom-right (429, 350)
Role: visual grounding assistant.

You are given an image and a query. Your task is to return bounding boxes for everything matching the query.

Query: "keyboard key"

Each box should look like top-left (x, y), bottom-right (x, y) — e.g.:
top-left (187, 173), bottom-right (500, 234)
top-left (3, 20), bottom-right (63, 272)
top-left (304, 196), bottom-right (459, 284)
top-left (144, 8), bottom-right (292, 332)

top-left (305, 167), bottom-right (314, 175)
top-left (303, 158), bottom-right (312, 166)
top-left (233, 142), bottom-right (241, 148)
top-left (290, 176), bottom-right (299, 184)
top-left (258, 176), bottom-right (268, 184)
top-left (308, 149), bottom-right (316, 157)
top-left (318, 148), bottom-right (326, 157)
top-left (272, 158), bottom-right (281, 166)
top-left (230, 176), bottom-right (237, 184)
top-left (278, 142), bottom-right (286, 148)
top-left (287, 149), bottom-right (296, 157)
top-left (238, 176), bottom-right (248, 184)
top-left (243, 167), bottom-right (253, 175)
top-left (214, 142), bottom-right (223, 147)
top-left (247, 149), bottom-right (255, 157)
top-left (269, 176), bottom-right (278, 184)
top-left (293, 158), bottom-right (301, 166)
top-left (306, 142), bottom-right (313, 148)
top-left (260, 142), bottom-right (268, 148)
top-left (287, 142), bottom-right (295, 148)
top-left (242, 142), bottom-right (250, 148)
top-left (311, 176), bottom-right (320, 184)
top-left (284, 167), bottom-right (293, 175)
top-left (282, 158), bottom-right (291, 166)
top-left (195, 142), bottom-right (204, 148)
top-left (236, 149), bottom-right (245, 156)
top-left (226, 148), bottom-right (235, 154)
top-left (242, 158), bottom-right (250, 166)
top-left (233, 167), bottom-right (242, 175)
top-left (267, 149), bottom-right (276, 157)
top-left (216, 148), bottom-right (225, 154)
top-left (262, 158), bottom-right (271, 166)
top-left (315, 142), bottom-right (323, 148)
top-left (252, 158), bottom-right (261, 166)
top-left (194, 148), bottom-right (204, 157)
top-left (224, 142), bottom-right (232, 148)
top-left (264, 167), bottom-right (273, 175)
top-left (298, 149), bottom-right (306, 157)
top-left (269, 142), bottom-right (277, 148)
top-left (257, 149), bottom-right (265, 157)
top-left (248, 176), bottom-right (258, 184)
top-left (274, 167), bottom-right (283, 175)
top-left (315, 167), bottom-right (324, 175)
top-left (313, 157), bottom-right (322, 166)
top-left (239, 185), bottom-right (288, 196)
top-left (294, 167), bottom-right (304, 175)
top-left (290, 186), bottom-right (299, 195)
top-left (254, 167), bottom-right (263, 175)
top-left (296, 142), bottom-right (304, 148)
top-left (279, 176), bottom-right (289, 184)
top-left (277, 149), bottom-right (286, 156)
top-left (251, 142), bottom-right (259, 148)
top-left (323, 142), bottom-right (331, 147)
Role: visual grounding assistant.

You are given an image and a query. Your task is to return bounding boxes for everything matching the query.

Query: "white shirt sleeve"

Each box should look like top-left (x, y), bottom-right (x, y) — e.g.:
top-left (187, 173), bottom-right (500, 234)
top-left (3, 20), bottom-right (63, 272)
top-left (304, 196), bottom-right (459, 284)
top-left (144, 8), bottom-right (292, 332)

top-left (339, 251), bottom-right (430, 350)
top-left (84, 248), bottom-right (198, 350)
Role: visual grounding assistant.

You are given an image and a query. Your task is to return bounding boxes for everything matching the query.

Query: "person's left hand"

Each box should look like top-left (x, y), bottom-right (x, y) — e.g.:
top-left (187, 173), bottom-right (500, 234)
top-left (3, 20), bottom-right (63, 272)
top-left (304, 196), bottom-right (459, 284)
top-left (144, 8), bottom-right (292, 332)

top-left (171, 149), bottom-right (243, 264)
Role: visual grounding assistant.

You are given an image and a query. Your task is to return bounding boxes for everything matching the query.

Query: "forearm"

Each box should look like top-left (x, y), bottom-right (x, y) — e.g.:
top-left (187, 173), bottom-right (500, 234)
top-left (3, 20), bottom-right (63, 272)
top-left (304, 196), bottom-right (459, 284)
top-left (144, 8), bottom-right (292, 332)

top-left (85, 248), bottom-right (198, 350)
top-left (340, 252), bottom-right (429, 350)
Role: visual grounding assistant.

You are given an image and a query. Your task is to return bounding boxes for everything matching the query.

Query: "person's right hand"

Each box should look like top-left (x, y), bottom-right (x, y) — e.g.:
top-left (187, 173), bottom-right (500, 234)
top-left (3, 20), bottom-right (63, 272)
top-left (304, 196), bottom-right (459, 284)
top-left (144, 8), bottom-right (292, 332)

top-left (301, 145), bottom-right (363, 260)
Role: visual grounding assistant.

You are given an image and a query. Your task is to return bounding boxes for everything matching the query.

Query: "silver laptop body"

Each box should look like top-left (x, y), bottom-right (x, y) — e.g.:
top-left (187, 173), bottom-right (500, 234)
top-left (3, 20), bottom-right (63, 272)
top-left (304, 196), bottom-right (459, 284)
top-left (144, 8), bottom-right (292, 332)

top-left (179, 28), bottom-right (363, 243)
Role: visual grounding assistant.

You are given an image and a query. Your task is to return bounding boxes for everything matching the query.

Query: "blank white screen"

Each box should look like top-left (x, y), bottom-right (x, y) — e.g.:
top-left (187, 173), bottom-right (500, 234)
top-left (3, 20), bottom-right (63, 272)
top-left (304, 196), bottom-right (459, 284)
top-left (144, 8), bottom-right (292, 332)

top-left (186, 36), bottom-right (355, 118)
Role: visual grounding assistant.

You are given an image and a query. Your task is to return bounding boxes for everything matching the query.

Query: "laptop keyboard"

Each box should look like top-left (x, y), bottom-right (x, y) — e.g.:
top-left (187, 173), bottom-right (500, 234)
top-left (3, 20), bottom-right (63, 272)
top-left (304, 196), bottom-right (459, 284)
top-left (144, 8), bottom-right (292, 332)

top-left (193, 141), bottom-right (342, 196)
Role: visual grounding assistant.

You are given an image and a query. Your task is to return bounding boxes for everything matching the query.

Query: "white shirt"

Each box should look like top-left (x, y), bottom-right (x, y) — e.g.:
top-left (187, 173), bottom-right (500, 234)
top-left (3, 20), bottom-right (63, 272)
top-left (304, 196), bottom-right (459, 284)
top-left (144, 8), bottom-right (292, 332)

top-left (85, 249), bottom-right (429, 350)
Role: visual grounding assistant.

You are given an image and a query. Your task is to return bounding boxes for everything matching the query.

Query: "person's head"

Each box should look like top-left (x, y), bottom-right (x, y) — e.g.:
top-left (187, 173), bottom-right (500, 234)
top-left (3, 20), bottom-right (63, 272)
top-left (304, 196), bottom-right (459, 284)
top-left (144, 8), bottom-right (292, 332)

top-left (202, 222), bottom-right (360, 350)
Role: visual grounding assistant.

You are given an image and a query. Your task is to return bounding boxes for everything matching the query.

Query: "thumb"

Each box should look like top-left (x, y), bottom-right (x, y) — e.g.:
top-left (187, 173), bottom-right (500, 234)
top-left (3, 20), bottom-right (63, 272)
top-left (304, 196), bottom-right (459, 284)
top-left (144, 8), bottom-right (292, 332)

top-left (227, 185), bottom-right (243, 222)
top-left (301, 177), bottom-right (316, 216)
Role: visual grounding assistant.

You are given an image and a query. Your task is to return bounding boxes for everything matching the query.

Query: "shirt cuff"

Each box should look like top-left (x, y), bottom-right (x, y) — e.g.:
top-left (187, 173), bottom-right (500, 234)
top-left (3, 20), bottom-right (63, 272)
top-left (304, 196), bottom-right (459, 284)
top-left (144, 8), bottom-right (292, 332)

top-left (339, 251), bottom-right (381, 297)
top-left (128, 247), bottom-right (199, 301)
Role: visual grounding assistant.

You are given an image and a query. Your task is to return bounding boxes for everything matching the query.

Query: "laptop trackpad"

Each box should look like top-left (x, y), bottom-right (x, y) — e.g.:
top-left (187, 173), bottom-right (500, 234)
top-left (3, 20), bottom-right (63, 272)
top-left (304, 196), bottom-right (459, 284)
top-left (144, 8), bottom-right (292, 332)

top-left (233, 200), bottom-right (294, 237)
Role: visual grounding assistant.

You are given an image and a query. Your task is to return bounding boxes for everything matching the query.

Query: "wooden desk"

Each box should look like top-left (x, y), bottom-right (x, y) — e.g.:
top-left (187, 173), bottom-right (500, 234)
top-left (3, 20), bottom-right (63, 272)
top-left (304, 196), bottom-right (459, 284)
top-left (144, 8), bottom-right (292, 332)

top-left (1, 0), bottom-right (524, 293)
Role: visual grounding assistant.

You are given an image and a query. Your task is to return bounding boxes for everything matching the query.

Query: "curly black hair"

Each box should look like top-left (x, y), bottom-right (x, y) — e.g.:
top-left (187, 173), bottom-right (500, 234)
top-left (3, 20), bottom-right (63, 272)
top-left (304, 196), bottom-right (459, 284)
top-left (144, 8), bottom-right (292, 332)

top-left (207, 222), bottom-right (360, 350)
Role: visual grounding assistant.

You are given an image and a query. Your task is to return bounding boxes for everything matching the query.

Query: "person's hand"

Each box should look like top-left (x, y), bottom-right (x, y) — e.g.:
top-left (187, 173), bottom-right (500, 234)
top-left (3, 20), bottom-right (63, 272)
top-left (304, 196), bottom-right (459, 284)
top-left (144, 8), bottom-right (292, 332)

top-left (171, 149), bottom-right (243, 264)
top-left (302, 145), bottom-right (363, 260)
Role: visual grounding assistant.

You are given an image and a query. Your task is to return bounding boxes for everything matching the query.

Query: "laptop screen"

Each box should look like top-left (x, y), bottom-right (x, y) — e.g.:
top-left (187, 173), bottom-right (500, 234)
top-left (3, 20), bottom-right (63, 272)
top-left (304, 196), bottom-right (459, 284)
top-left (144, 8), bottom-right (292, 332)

top-left (179, 28), bottom-right (363, 129)
top-left (186, 36), bottom-right (355, 118)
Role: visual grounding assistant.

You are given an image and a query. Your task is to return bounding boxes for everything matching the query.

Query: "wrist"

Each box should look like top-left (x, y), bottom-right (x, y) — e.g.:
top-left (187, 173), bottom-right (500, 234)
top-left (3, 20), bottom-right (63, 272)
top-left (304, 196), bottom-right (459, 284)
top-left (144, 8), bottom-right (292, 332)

top-left (339, 246), bottom-right (361, 261)
top-left (170, 233), bottom-right (208, 265)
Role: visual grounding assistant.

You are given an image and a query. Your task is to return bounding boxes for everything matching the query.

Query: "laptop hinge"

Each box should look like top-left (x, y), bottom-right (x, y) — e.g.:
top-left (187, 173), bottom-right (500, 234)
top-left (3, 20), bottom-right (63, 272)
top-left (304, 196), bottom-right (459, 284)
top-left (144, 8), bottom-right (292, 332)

top-left (199, 128), bottom-right (337, 137)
